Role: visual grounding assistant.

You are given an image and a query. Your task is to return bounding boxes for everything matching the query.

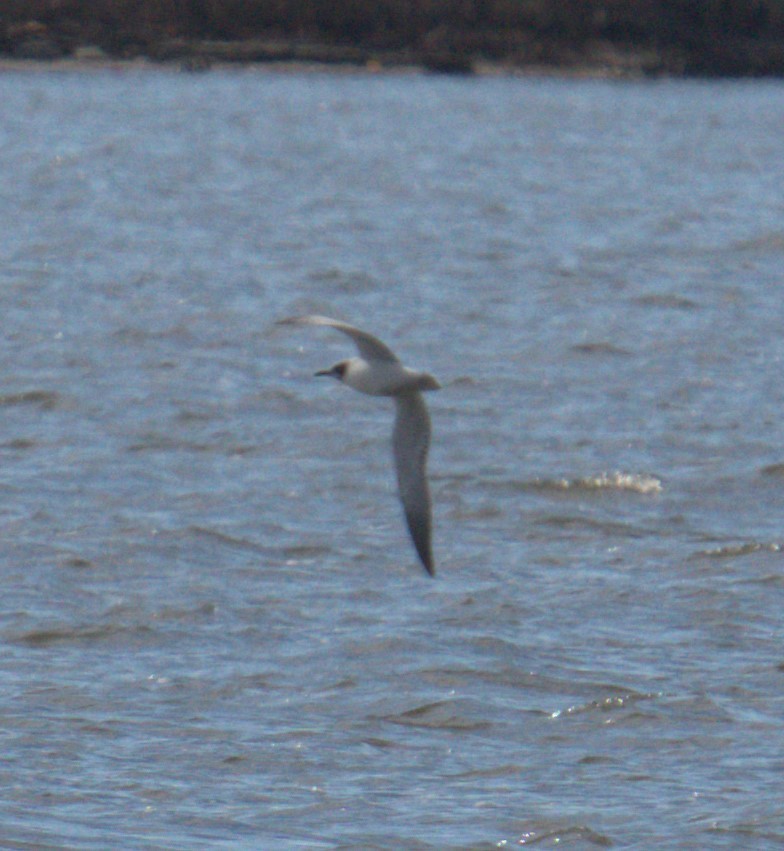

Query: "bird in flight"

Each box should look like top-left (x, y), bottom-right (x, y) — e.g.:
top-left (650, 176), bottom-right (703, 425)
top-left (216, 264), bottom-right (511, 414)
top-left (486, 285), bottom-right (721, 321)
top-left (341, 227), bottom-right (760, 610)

top-left (277, 315), bottom-right (440, 576)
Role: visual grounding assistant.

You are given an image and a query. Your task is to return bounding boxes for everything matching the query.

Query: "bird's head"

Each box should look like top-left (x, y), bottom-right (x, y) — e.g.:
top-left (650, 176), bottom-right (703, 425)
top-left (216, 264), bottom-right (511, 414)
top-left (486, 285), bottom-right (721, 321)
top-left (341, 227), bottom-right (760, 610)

top-left (314, 360), bottom-right (349, 382)
top-left (416, 372), bottom-right (441, 392)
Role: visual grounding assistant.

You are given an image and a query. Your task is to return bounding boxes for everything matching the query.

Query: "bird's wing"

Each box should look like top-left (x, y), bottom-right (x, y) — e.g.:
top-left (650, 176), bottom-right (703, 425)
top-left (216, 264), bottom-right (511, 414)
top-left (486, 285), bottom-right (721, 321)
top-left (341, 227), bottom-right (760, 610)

top-left (276, 315), bottom-right (400, 363)
top-left (393, 392), bottom-right (435, 576)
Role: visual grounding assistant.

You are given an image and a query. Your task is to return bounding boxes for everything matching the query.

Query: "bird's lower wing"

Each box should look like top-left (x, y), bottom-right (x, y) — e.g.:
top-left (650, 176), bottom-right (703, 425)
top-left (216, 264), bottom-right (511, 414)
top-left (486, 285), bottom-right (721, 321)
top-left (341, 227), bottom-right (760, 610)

top-left (393, 393), bottom-right (434, 576)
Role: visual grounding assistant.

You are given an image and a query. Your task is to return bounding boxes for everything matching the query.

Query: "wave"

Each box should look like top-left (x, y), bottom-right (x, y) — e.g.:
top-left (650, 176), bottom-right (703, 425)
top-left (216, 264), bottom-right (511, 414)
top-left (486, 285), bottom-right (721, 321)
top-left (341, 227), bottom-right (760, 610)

top-left (0, 437), bottom-right (36, 450)
top-left (551, 689), bottom-right (662, 720)
top-left (691, 541), bottom-right (782, 559)
top-left (0, 389), bottom-right (61, 410)
top-left (10, 622), bottom-right (157, 648)
top-left (527, 471), bottom-right (663, 496)
top-left (633, 292), bottom-right (700, 310)
top-left (378, 699), bottom-right (492, 731)
top-left (570, 341), bottom-right (632, 356)
top-left (760, 463), bottom-right (784, 477)
top-left (188, 524), bottom-right (275, 553)
top-left (517, 825), bottom-right (614, 847)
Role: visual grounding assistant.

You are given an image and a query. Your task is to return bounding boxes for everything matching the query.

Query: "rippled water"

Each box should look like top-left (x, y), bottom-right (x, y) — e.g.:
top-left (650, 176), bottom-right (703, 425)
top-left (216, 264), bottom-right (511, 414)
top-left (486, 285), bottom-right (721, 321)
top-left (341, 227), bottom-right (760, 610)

top-left (2, 68), bottom-right (784, 848)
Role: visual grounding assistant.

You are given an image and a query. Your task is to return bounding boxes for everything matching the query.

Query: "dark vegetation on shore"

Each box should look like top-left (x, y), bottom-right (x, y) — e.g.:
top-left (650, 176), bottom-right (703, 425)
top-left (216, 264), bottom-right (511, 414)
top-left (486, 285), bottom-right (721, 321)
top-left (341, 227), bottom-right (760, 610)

top-left (3, 0), bottom-right (784, 75)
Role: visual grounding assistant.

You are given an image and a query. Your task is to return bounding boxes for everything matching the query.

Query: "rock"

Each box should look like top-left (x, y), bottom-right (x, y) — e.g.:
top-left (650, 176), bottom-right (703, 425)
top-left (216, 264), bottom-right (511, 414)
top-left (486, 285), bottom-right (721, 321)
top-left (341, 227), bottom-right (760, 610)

top-left (73, 45), bottom-right (108, 61)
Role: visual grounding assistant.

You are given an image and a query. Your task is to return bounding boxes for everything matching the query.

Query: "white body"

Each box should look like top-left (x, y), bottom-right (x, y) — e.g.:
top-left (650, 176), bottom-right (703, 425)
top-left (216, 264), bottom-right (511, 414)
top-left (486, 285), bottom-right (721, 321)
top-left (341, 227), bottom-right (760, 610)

top-left (341, 359), bottom-right (438, 397)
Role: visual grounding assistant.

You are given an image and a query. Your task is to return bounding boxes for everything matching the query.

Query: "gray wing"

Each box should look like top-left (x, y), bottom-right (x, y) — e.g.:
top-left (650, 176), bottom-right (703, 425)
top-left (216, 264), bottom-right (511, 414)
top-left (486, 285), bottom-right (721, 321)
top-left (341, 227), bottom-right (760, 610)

top-left (276, 315), bottom-right (400, 363)
top-left (393, 392), bottom-right (435, 576)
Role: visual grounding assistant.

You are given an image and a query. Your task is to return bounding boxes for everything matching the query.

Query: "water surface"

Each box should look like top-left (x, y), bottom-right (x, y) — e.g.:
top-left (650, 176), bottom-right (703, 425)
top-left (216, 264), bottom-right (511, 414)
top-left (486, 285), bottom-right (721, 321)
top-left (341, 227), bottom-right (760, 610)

top-left (1, 70), bottom-right (783, 848)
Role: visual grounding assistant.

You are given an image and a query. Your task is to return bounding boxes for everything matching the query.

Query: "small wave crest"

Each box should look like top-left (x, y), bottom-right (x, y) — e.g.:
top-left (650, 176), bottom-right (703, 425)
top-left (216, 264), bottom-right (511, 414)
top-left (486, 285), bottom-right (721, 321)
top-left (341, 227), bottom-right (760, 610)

top-left (516, 825), bottom-right (614, 847)
top-left (551, 689), bottom-right (661, 720)
top-left (692, 541), bottom-right (782, 559)
top-left (530, 471), bottom-right (663, 496)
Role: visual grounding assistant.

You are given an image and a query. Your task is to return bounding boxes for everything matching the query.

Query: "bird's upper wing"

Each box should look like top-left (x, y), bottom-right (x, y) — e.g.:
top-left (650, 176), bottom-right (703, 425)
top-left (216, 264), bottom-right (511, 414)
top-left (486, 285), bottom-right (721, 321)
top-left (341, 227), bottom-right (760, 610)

top-left (276, 315), bottom-right (400, 363)
top-left (393, 392), bottom-right (435, 576)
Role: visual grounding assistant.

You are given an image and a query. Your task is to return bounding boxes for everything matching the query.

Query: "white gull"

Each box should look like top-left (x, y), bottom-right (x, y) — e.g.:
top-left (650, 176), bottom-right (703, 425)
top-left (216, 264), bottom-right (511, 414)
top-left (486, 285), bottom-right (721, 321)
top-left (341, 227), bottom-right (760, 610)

top-left (277, 315), bottom-right (440, 576)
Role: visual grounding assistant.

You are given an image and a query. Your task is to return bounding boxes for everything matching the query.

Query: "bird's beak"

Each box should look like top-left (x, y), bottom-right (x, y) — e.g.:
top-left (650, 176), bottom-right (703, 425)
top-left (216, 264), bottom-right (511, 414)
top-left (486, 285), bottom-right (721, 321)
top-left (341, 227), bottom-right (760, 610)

top-left (314, 369), bottom-right (331, 377)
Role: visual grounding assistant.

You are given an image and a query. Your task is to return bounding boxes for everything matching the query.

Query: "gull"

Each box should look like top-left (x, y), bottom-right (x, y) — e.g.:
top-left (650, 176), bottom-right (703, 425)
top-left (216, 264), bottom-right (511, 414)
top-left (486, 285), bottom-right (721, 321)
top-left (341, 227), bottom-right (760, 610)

top-left (277, 315), bottom-right (440, 576)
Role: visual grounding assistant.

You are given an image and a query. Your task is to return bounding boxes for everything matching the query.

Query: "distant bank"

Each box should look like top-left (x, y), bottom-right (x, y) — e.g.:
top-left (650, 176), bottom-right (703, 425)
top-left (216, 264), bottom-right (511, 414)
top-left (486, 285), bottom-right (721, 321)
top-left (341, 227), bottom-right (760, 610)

top-left (3, 0), bottom-right (784, 76)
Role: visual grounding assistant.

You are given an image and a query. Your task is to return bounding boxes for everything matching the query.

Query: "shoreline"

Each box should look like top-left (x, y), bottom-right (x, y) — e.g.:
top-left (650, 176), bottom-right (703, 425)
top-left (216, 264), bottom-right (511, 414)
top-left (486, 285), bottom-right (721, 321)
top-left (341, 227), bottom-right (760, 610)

top-left (0, 40), bottom-right (701, 80)
top-left (5, 1), bottom-right (784, 79)
top-left (3, 33), bottom-right (784, 79)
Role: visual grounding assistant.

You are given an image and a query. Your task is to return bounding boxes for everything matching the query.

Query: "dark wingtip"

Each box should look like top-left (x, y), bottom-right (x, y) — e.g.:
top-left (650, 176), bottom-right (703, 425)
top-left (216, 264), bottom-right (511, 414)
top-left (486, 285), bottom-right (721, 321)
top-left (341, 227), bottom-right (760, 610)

top-left (421, 554), bottom-right (436, 577)
top-left (406, 514), bottom-right (435, 577)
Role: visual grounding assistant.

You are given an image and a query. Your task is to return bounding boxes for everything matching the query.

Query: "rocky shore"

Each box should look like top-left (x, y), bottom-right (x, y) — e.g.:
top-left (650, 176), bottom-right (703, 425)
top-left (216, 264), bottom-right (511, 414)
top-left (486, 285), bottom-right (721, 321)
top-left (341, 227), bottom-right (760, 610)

top-left (3, 1), bottom-right (784, 76)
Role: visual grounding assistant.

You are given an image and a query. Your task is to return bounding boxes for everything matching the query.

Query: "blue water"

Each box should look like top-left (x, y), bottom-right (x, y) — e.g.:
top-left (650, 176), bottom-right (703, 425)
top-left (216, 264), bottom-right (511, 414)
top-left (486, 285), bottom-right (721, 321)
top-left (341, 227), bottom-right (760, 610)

top-left (1, 68), bottom-right (783, 848)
